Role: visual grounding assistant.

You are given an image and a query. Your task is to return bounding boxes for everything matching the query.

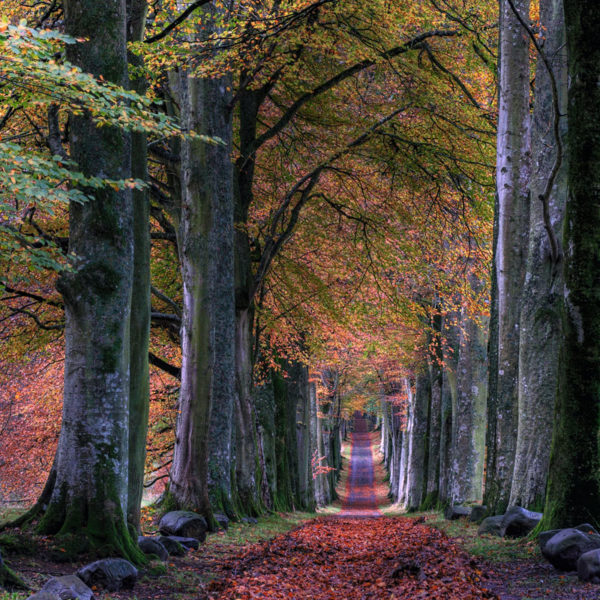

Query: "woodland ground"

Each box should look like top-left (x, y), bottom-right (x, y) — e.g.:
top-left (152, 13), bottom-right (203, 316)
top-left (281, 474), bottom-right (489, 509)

top-left (1, 431), bottom-right (600, 599)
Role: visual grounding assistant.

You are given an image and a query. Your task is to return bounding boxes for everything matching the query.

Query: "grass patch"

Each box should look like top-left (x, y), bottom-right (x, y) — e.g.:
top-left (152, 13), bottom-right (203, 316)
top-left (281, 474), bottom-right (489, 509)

top-left (411, 511), bottom-right (540, 562)
top-left (0, 508), bottom-right (27, 529)
top-left (204, 511), bottom-right (315, 549)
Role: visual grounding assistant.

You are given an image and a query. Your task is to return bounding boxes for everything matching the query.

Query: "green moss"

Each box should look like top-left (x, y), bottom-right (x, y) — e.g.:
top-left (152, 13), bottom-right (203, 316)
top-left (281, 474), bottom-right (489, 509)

top-left (146, 562), bottom-right (168, 576)
top-left (0, 563), bottom-right (28, 591)
top-left (419, 491), bottom-right (439, 511)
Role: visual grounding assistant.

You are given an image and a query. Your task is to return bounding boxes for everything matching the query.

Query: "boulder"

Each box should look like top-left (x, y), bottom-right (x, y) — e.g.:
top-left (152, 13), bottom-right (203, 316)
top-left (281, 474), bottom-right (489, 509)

top-left (76, 558), bottom-right (137, 592)
top-left (469, 505), bottom-right (488, 524)
top-left (160, 535), bottom-right (199, 551)
top-left (539, 524), bottom-right (599, 553)
top-left (501, 506), bottom-right (542, 538)
top-left (213, 513), bottom-right (229, 531)
top-left (578, 548), bottom-right (600, 583)
top-left (39, 574), bottom-right (94, 600)
top-left (241, 517), bottom-right (258, 525)
top-left (478, 515), bottom-right (504, 537)
top-left (158, 511), bottom-right (207, 542)
top-left (444, 505), bottom-right (472, 521)
top-left (26, 593), bottom-right (62, 600)
top-left (158, 536), bottom-right (186, 556)
top-left (138, 537), bottom-right (168, 561)
top-left (542, 528), bottom-right (600, 571)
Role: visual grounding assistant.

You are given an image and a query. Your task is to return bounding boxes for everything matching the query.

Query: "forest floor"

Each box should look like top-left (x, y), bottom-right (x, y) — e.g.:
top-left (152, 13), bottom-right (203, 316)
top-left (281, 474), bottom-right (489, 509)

top-left (2, 426), bottom-right (600, 599)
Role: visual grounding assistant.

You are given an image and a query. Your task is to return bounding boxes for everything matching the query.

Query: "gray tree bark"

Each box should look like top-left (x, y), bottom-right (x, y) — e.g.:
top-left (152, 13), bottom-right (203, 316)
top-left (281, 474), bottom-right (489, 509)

top-left (449, 299), bottom-right (488, 504)
top-left (510, 0), bottom-right (567, 511)
top-left (38, 0), bottom-right (142, 562)
top-left (485, 0), bottom-right (531, 514)
top-left (541, 0), bottom-right (600, 530)
top-left (439, 314), bottom-right (459, 504)
top-left (168, 6), bottom-right (235, 523)
top-left (402, 371), bottom-right (429, 510)
top-left (126, 0), bottom-right (151, 535)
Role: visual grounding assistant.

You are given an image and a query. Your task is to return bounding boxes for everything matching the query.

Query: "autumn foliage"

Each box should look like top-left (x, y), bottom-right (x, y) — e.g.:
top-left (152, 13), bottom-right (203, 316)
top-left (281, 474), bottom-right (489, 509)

top-left (208, 517), bottom-right (498, 599)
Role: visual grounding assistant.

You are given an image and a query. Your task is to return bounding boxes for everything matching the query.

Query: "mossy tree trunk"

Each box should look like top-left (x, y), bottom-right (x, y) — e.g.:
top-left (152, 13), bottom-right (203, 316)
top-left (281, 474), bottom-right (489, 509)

top-left (168, 6), bottom-right (235, 523)
top-left (438, 314), bottom-right (459, 505)
top-left (126, 0), bottom-right (151, 535)
top-left (233, 86), bottom-right (262, 515)
top-left (404, 369), bottom-right (429, 510)
top-left (424, 314), bottom-right (443, 508)
top-left (484, 0), bottom-right (531, 514)
top-left (541, 0), bottom-right (600, 529)
top-left (510, 0), bottom-right (567, 511)
top-left (38, 0), bottom-right (143, 563)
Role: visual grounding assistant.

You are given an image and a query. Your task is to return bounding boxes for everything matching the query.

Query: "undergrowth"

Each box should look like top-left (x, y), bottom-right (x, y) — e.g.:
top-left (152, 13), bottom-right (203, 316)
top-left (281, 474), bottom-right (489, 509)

top-left (413, 510), bottom-right (539, 562)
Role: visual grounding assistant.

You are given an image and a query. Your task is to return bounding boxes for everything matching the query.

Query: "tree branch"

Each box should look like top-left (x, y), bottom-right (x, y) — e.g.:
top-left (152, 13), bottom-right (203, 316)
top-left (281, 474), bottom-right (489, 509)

top-left (144, 0), bottom-right (213, 43)
top-left (248, 28), bottom-right (459, 156)
top-left (506, 0), bottom-right (563, 268)
top-left (149, 351), bottom-right (181, 379)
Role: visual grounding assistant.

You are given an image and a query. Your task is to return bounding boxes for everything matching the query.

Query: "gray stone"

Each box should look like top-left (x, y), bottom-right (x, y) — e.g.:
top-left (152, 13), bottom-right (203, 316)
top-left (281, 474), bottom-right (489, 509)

top-left (444, 505), bottom-right (472, 520)
top-left (26, 593), bottom-right (62, 600)
top-left (76, 558), bottom-right (137, 592)
top-left (161, 535), bottom-right (199, 550)
top-left (542, 528), bottom-right (600, 571)
top-left (469, 505), bottom-right (488, 524)
top-left (578, 548), bottom-right (600, 583)
top-left (213, 513), bottom-right (229, 531)
top-left (539, 524), bottom-right (599, 553)
top-left (477, 515), bottom-right (504, 537)
top-left (158, 511), bottom-right (207, 542)
top-left (157, 536), bottom-right (186, 556)
top-left (138, 536), bottom-right (168, 561)
top-left (501, 506), bottom-right (542, 538)
top-left (241, 517), bottom-right (258, 525)
top-left (39, 575), bottom-right (94, 600)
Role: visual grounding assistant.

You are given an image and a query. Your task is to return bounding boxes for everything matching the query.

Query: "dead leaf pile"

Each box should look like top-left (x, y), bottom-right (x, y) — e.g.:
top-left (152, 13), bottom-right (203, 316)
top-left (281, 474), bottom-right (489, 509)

top-left (208, 517), bottom-right (499, 599)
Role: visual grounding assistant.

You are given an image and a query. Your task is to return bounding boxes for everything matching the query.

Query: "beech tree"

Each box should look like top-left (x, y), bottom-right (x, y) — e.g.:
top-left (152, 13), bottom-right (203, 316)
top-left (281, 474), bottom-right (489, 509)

top-left (166, 2), bottom-right (235, 524)
top-left (36, 0), bottom-right (142, 561)
top-left (541, 0), bottom-right (600, 529)
top-left (484, 0), bottom-right (531, 515)
top-left (510, 0), bottom-right (567, 510)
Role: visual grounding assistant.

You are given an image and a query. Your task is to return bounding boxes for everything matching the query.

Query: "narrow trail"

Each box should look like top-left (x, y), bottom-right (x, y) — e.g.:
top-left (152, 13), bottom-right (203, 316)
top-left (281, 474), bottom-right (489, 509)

top-left (208, 416), bottom-right (498, 599)
top-left (340, 414), bottom-right (381, 517)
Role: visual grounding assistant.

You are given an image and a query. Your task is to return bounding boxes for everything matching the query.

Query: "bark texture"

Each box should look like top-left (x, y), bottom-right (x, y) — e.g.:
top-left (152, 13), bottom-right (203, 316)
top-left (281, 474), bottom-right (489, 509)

top-left (39, 0), bottom-right (142, 562)
top-left (449, 306), bottom-right (487, 504)
top-left (510, 0), bottom-right (567, 510)
top-left (485, 0), bottom-right (531, 514)
top-left (169, 19), bottom-right (235, 521)
top-left (541, 0), bottom-right (600, 529)
top-left (126, 0), bottom-right (151, 534)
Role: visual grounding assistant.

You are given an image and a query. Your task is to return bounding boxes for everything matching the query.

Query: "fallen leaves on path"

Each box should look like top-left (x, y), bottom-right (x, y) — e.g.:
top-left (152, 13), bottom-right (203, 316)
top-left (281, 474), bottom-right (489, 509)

top-left (208, 517), bottom-right (498, 599)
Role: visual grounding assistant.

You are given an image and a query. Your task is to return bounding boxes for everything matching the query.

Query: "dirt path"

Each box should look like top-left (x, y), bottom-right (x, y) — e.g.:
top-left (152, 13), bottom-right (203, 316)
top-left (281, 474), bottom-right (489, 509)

top-left (208, 417), bottom-right (497, 599)
top-left (339, 415), bottom-right (381, 517)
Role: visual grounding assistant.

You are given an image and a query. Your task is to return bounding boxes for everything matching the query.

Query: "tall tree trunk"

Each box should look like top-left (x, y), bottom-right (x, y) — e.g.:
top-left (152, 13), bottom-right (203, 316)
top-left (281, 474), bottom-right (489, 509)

top-left (126, 0), bottom-right (151, 535)
top-left (541, 0), bottom-right (600, 529)
top-left (424, 312), bottom-right (443, 508)
top-left (234, 308), bottom-right (260, 513)
top-left (402, 372), bottom-right (429, 510)
top-left (484, 0), bottom-right (531, 514)
top-left (449, 298), bottom-right (488, 504)
top-left (169, 12), bottom-right (235, 522)
top-left (233, 85), bottom-right (262, 514)
top-left (510, 0), bottom-right (567, 511)
top-left (439, 314), bottom-right (459, 504)
top-left (38, 0), bottom-right (142, 562)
